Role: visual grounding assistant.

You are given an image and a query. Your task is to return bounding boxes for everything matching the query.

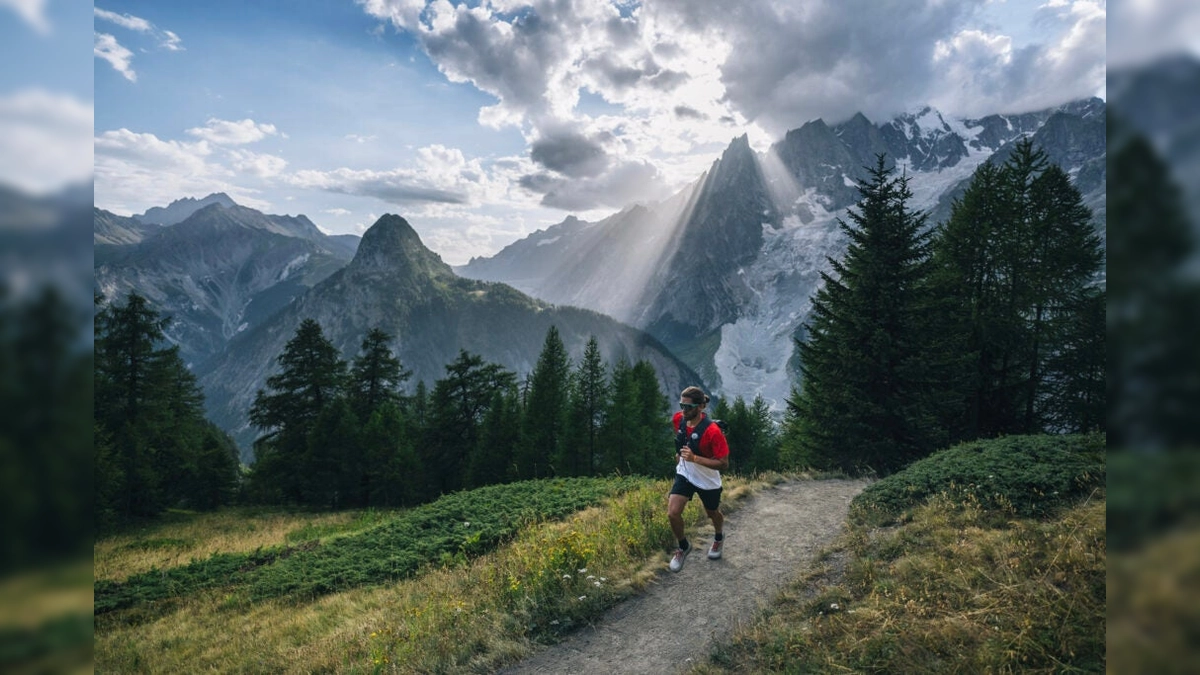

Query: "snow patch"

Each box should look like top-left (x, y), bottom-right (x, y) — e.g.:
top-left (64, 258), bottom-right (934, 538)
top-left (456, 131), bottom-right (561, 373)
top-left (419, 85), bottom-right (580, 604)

top-left (714, 210), bottom-right (846, 413)
top-left (537, 235), bottom-right (561, 247)
top-left (279, 254), bottom-right (311, 281)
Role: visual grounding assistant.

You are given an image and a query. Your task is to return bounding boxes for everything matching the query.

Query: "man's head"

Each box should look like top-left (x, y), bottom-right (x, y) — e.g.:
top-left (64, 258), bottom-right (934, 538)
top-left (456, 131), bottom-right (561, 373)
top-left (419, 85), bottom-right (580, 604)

top-left (679, 386), bottom-right (709, 421)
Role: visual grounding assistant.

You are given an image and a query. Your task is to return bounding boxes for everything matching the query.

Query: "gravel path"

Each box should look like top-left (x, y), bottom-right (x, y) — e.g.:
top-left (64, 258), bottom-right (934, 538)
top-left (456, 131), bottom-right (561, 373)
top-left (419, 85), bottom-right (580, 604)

top-left (498, 478), bottom-right (871, 675)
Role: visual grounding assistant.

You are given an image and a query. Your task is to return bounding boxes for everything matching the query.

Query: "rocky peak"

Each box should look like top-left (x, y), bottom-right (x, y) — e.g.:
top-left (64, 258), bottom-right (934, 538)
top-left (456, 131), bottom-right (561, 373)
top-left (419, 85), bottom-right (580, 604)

top-left (349, 214), bottom-right (453, 280)
top-left (137, 192), bottom-right (238, 225)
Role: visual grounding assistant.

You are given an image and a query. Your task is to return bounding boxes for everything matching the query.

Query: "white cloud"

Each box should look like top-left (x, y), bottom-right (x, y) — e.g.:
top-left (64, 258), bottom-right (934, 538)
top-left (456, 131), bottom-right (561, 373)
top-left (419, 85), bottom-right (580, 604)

top-left (0, 90), bottom-right (93, 193)
top-left (228, 149), bottom-right (288, 177)
top-left (928, 0), bottom-right (1105, 116)
top-left (288, 166), bottom-right (469, 205)
top-left (94, 128), bottom-right (271, 214)
top-left (324, 207), bottom-right (352, 216)
top-left (95, 33), bottom-right (137, 82)
top-left (187, 118), bottom-right (281, 145)
top-left (0, 0), bottom-right (50, 35)
top-left (94, 7), bottom-right (152, 32)
top-left (95, 6), bottom-right (184, 51)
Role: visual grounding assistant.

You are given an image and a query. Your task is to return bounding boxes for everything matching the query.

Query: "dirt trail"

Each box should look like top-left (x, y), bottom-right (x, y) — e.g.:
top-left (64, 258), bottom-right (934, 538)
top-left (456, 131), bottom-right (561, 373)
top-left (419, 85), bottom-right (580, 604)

top-left (498, 478), bottom-right (871, 675)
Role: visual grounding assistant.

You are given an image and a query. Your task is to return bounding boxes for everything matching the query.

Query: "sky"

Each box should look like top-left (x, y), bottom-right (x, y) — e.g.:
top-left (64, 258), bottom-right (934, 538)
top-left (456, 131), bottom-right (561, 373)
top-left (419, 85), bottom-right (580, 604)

top-left (0, 0), bottom-right (1191, 265)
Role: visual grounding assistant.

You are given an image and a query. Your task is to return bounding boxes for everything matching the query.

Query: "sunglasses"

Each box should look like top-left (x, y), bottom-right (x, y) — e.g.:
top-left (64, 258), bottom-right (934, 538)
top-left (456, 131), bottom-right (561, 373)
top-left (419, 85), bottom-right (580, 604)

top-left (679, 402), bottom-right (700, 410)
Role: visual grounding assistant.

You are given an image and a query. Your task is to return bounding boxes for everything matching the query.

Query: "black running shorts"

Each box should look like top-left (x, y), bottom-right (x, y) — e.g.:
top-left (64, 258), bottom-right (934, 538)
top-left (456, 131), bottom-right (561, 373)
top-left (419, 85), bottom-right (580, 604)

top-left (670, 473), bottom-right (722, 511)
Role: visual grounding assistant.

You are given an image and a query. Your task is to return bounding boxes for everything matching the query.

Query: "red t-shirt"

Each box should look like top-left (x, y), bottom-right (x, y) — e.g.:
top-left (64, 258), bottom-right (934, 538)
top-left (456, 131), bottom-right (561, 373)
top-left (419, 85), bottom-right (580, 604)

top-left (673, 411), bottom-right (729, 460)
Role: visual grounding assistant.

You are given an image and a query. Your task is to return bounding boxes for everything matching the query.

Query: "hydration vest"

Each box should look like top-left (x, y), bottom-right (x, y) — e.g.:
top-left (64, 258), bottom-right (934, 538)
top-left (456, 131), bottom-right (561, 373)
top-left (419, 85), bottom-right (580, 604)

top-left (675, 416), bottom-right (727, 459)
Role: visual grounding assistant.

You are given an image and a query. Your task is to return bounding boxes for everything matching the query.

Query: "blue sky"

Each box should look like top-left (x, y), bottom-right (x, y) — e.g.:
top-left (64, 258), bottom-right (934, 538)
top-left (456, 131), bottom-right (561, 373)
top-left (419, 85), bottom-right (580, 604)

top-left (12, 0), bottom-right (1188, 264)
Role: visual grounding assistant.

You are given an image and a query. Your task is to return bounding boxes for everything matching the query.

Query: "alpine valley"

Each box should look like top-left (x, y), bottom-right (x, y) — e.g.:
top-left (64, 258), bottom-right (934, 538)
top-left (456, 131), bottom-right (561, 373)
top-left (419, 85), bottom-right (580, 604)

top-left (96, 94), bottom-right (1113, 460)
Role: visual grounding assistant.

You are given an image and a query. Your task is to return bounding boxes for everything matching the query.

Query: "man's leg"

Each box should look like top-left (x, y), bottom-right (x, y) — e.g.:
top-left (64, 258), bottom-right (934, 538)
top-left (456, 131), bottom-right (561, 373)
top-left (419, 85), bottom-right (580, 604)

top-left (667, 493), bottom-right (689, 543)
top-left (705, 507), bottom-right (724, 535)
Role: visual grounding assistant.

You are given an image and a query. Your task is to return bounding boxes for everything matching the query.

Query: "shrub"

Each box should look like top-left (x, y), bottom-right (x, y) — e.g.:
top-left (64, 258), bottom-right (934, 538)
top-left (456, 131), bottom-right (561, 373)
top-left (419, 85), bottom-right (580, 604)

top-left (850, 433), bottom-right (1104, 525)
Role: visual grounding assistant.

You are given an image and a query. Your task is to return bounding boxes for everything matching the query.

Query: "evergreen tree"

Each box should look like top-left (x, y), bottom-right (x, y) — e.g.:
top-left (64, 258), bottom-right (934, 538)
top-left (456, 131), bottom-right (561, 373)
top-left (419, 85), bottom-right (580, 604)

top-left (467, 387), bottom-right (522, 487)
top-left (94, 292), bottom-right (237, 520)
top-left (927, 161), bottom-right (1017, 439)
top-left (361, 402), bottom-right (424, 506)
top-left (931, 139), bottom-right (1104, 438)
top-left (630, 360), bottom-right (669, 475)
top-left (349, 328), bottom-right (410, 415)
top-left (1107, 113), bottom-right (1200, 447)
top-left (306, 397), bottom-right (360, 507)
top-left (517, 326), bottom-right (571, 479)
top-left (248, 318), bottom-right (347, 503)
top-left (1, 287), bottom-right (92, 564)
top-left (425, 350), bottom-right (516, 494)
top-left (788, 156), bottom-right (939, 475)
top-left (599, 357), bottom-right (637, 474)
top-left (562, 336), bottom-right (607, 476)
top-left (748, 395), bottom-right (780, 472)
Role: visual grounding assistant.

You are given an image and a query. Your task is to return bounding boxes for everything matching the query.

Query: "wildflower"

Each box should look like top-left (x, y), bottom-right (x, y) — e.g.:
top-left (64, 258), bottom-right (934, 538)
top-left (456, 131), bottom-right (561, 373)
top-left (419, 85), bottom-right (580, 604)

top-left (593, 581), bottom-right (601, 587)
top-left (830, 603), bottom-right (840, 610)
top-left (586, 575), bottom-right (595, 580)
top-left (599, 577), bottom-right (606, 582)
top-left (577, 568), bottom-right (587, 573)
top-left (578, 595), bottom-right (587, 601)
top-left (563, 574), bottom-right (571, 579)
top-left (550, 620), bottom-right (560, 625)
top-left (463, 521), bottom-right (470, 527)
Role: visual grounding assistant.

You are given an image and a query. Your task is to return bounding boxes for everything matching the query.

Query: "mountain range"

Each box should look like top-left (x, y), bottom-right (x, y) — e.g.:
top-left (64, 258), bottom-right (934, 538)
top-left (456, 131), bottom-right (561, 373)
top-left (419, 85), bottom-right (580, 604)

top-left (96, 57), bottom-right (1200, 460)
top-left (457, 98), bottom-right (1108, 407)
top-left (94, 198), bottom-right (700, 457)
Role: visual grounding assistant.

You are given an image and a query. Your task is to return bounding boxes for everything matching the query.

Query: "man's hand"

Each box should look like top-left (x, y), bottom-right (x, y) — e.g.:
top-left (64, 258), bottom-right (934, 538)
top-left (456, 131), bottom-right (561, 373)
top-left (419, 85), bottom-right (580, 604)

top-left (680, 448), bottom-right (696, 463)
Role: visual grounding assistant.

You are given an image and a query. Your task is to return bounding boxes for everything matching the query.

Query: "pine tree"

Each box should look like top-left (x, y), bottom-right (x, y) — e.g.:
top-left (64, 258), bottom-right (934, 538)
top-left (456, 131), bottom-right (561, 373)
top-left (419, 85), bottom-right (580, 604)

top-left (563, 336), bottom-right (607, 476)
top-left (517, 326), bottom-right (571, 479)
top-left (931, 139), bottom-right (1104, 438)
top-left (599, 357), bottom-right (637, 473)
top-left (248, 318), bottom-right (347, 503)
top-left (425, 350), bottom-right (516, 494)
top-left (630, 360), bottom-right (669, 475)
top-left (361, 402), bottom-right (424, 506)
top-left (1107, 113), bottom-right (1200, 447)
top-left (928, 161), bottom-right (1016, 439)
top-left (467, 387), bottom-right (521, 487)
top-left (788, 156), bottom-right (938, 475)
top-left (349, 328), bottom-right (411, 415)
top-left (94, 292), bottom-right (238, 519)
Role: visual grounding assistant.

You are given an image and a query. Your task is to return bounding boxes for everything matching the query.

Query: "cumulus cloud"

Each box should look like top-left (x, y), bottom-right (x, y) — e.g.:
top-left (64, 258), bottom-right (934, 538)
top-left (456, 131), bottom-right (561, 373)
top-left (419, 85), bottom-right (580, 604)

top-left (529, 131), bottom-right (610, 178)
top-left (94, 128), bottom-right (274, 214)
top-left (95, 33), bottom-right (137, 82)
top-left (0, 90), bottom-right (93, 193)
top-left (228, 149), bottom-right (288, 178)
top-left (520, 157), bottom-right (667, 210)
top-left (928, 1), bottom-right (1105, 117)
top-left (187, 118), bottom-right (281, 145)
top-left (362, 0), bottom-right (1108, 198)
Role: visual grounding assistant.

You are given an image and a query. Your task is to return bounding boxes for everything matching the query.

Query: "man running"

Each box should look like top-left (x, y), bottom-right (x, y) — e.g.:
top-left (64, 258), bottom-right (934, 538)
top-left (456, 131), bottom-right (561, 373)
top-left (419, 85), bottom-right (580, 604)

top-left (667, 386), bottom-right (729, 572)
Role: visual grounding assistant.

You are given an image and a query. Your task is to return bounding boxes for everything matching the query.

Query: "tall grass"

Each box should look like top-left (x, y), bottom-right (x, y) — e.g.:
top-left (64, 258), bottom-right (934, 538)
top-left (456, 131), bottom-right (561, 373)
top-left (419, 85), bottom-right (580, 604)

top-left (696, 461), bottom-right (1106, 674)
top-left (95, 476), bottom-right (766, 673)
top-left (95, 508), bottom-right (393, 582)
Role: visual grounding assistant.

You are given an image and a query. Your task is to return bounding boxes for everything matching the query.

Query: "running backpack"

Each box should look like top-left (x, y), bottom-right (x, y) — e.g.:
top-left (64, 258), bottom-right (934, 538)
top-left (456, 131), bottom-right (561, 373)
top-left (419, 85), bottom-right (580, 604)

top-left (675, 416), bottom-right (728, 458)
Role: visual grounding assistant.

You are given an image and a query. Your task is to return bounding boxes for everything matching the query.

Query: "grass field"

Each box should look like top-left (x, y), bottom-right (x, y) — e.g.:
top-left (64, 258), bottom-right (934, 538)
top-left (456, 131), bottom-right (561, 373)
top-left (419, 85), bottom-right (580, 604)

top-left (94, 476), bottom-right (766, 673)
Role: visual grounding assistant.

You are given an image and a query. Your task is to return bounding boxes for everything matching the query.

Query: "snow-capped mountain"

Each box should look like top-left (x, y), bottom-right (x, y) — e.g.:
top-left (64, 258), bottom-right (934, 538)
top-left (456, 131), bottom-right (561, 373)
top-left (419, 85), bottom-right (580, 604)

top-left (458, 98), bottom-right (1107, 411)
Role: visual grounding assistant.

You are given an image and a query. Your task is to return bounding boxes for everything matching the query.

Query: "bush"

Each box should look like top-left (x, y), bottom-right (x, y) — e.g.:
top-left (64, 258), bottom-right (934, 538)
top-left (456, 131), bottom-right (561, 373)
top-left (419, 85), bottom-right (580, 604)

top-left (850, 433), bottom-right (1105, 525)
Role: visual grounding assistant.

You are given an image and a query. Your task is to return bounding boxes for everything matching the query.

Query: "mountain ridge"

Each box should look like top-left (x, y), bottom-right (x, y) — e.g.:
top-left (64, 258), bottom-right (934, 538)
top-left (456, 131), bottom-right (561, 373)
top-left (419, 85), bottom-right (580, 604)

top-left (459, 96), bottom-right (1108, 407)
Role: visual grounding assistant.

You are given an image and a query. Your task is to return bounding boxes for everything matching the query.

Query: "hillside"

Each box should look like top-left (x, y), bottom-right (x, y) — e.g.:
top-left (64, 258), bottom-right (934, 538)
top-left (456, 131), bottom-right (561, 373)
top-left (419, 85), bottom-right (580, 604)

top-left (197, 214), bottom-right (704, 456)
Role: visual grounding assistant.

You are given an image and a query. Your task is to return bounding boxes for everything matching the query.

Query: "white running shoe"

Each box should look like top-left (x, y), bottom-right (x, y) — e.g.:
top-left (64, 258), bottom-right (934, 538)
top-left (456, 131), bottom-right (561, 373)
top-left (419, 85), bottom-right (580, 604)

top-left (708, 537), bottom-right (723, 560)
top-left (669, 547), bottom-right (690, 572)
